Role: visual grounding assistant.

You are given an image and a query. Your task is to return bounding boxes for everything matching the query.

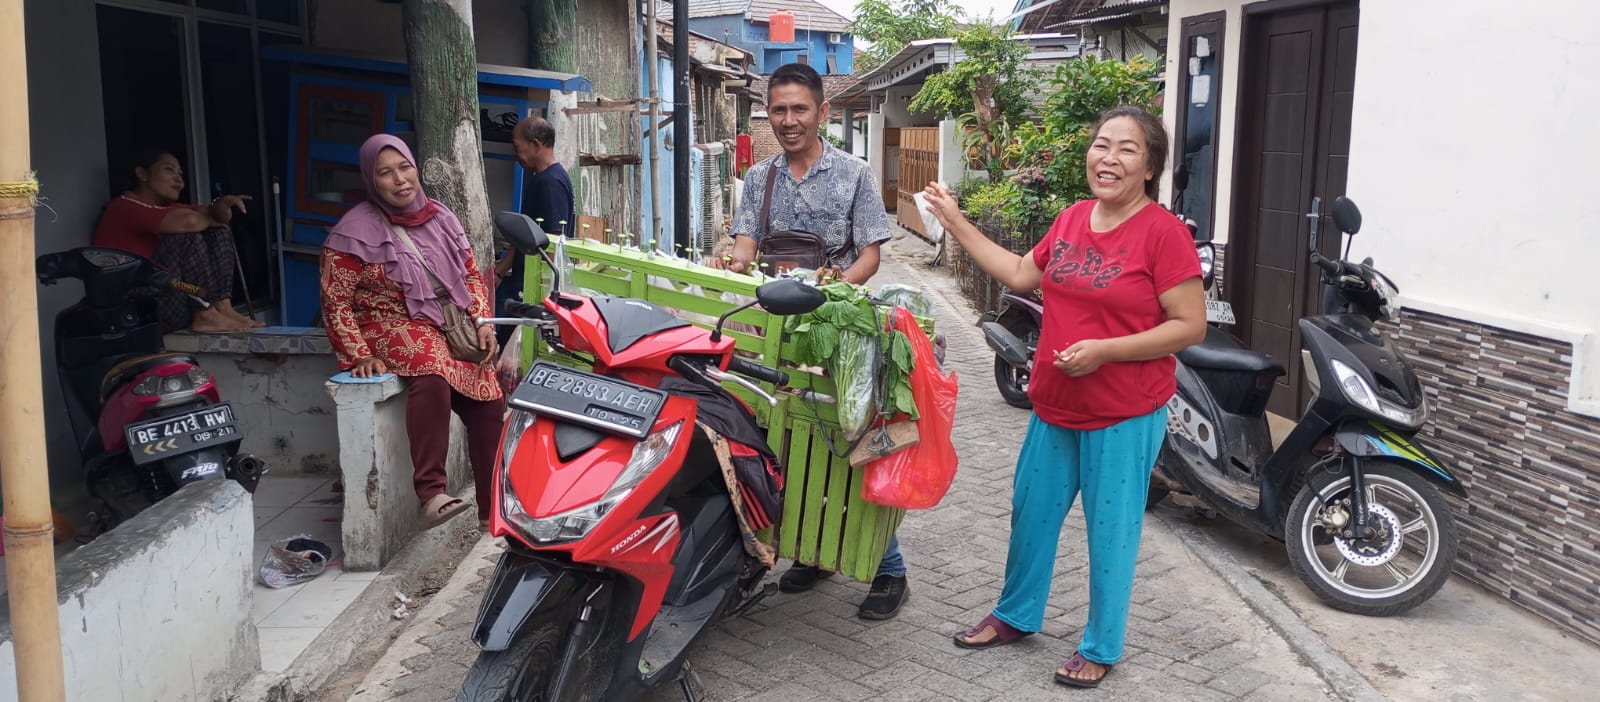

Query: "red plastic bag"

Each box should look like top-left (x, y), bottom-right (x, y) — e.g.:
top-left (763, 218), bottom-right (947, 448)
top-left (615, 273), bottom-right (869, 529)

top-left (862, 308), bottom-right (959, 509)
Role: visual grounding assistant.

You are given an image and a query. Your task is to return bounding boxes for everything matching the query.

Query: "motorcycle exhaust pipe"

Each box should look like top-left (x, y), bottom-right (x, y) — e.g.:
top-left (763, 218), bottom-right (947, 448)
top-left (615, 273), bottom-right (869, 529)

top-left (980, 322), bottom-right (1031, 368)
top-left (226, 453), bottom-right (267, 494)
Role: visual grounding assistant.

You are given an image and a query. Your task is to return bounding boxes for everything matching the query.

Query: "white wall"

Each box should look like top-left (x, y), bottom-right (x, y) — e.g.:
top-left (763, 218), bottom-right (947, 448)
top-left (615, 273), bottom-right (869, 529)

top-left (313, 0), bottom-right (530, 67)
top-left (1345, 0), bottom-right (1600, 411)
top-left (880, 85), bottom-right (940, 128)
top-left (0, 481), bottom-right (258, 701)
top-left (24, 0), bottom-right (112, 503)
top-left (1162, 0), bottom-right (1245, 245)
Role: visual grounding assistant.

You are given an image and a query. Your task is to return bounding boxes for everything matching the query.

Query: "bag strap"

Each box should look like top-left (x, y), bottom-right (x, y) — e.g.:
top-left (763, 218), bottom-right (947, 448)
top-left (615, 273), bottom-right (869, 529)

top-left (389, 223), bottom-right (451, 298)
top-left (759, 155), bottom-right (780, 237)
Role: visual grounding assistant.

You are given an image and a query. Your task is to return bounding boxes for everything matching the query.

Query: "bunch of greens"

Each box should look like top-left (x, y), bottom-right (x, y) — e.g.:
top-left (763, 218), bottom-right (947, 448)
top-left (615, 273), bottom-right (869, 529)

top-left (783, 282), bottom-right (917, 433)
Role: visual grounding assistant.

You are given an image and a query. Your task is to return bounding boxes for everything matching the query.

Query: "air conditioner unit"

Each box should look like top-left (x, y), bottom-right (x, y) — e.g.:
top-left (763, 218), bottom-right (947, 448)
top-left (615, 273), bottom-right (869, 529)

top-left (828, 32), bottom-right (843, 45)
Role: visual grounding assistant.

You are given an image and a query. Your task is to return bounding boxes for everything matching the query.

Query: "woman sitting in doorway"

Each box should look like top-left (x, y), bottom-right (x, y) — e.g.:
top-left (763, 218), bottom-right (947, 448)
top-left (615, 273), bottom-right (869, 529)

top-left (320, 134), bottom-right (504, 530)
top-left (93, 147), bottom-right (263, 333)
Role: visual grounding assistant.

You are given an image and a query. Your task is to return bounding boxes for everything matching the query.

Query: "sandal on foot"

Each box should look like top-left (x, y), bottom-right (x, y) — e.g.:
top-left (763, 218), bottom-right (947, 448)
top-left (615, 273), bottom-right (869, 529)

top-left (953, 614), bottom-right (1032, 650)
top-left (421, 494), bottom-right (471, 529)
top-left (1054, 652), bottom-right (1114, 689)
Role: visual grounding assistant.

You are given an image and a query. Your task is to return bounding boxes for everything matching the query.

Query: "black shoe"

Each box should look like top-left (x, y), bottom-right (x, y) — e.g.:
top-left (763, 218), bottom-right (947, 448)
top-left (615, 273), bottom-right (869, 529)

top-left (779, 563), bottom-right (835, 592)
top-left (858, 574), bottom-right (909, 620)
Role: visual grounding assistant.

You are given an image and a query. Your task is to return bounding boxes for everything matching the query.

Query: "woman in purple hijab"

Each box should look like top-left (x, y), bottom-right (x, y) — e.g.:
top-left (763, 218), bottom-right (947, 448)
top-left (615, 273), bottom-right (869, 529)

top-left (320, 134), bottom-right (504, 529)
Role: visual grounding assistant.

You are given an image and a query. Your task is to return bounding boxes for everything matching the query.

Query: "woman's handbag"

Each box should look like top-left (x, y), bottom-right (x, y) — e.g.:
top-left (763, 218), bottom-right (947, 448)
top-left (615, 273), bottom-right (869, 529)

top-left (390, 224), bottom-right (491, 364)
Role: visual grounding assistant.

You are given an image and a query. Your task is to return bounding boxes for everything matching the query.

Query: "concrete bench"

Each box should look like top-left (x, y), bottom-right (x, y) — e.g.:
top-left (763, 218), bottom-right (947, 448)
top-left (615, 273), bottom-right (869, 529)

top-left (325, 372), bottom-right (469, 570)
top-left (163, 326), bottom-right (343, 475)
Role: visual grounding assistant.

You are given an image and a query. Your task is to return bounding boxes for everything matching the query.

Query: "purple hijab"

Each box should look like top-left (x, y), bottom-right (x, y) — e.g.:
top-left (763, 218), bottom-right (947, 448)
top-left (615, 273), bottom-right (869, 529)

top-left (324, 134), bottom-right (473, 326)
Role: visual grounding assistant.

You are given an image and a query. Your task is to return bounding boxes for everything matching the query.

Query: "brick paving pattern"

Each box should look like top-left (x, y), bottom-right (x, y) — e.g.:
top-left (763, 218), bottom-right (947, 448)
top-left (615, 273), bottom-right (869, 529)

top-left (344, 234), bottom-right (1337, 701)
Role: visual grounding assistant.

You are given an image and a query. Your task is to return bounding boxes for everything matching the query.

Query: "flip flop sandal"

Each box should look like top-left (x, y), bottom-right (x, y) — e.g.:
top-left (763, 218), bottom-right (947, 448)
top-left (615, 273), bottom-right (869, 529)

top-left (1054, 652), bottom-right (1114, 689)
top-left (953, 613), bottom-right (1033, 650)
top-left (421, 494), bottom-right (471, 530)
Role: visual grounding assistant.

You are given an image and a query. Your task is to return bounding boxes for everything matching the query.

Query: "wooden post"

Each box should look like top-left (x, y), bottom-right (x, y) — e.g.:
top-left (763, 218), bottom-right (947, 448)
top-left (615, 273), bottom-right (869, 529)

top-left (0, 0), bottom-right (67, 699)
top-left (400, 0), bottom-right (494, 267)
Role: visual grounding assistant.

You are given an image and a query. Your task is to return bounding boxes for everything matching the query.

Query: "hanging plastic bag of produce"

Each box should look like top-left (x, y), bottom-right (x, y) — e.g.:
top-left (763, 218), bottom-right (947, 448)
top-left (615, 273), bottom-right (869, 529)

top-left (862, 307), bottom-right (959, 509)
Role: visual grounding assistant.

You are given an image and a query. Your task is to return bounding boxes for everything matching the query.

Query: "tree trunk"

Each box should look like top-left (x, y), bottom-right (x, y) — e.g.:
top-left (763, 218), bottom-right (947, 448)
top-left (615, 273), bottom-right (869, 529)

top-left (526, 0), bottom-right (577, 73)
top-left (401, 0), bottom-right (493, 266)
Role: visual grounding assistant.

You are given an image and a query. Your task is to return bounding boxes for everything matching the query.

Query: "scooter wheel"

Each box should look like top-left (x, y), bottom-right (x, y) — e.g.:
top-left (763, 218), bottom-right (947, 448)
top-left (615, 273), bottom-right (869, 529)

top-left (1285, 460), bottom-right (1458, 617)
top-left (458, 623), bottom-right (562, 701)
top-left (993, 318), bottom-right (1037, 410)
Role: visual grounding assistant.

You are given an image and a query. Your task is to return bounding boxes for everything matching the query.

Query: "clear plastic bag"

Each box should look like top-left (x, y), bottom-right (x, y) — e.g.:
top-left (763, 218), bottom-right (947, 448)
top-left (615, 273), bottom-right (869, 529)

top-left (835, 329), bottom-right (880, 439)
top-left (548, 235), bottom-right (578, 295)
top-left (877, 284), bottom-right (933, 317)
top-left (258, 536), bottom-right (334, 589)
top-left (496, 326), bottom-right (523, 397)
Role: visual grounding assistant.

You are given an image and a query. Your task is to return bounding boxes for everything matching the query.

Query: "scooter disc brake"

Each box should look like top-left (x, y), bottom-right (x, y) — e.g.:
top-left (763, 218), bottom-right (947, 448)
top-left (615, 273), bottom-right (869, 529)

top-left (1331, 503), bottom-right (1403, 566)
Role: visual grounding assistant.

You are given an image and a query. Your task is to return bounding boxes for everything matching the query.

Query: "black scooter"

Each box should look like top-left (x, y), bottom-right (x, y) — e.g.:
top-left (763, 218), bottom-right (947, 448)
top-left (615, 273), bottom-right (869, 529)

top-left (1157, 197), bottom-right (1463, 615)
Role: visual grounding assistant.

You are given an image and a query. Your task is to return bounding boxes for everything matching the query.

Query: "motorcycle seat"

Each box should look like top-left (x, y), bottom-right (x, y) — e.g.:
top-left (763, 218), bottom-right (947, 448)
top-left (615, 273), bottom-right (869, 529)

top-left (1177, 344), bottom-right (1286, 377)
top-left (99, 352), bottom-right (200, 403)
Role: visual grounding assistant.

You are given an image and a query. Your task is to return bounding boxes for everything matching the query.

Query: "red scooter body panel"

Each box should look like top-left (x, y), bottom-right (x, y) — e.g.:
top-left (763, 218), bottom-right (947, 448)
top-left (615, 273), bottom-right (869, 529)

top-left (544, 295), bottom-right (736, 376)
top-left (495, 395), bottom-right (705, 640)
top-left (98, 362), bottom-right (221, 453)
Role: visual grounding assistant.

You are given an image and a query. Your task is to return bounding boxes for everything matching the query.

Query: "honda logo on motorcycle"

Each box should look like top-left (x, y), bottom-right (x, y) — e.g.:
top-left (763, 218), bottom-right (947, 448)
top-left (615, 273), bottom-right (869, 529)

top-left (611, 514), bottom-right (679, 556)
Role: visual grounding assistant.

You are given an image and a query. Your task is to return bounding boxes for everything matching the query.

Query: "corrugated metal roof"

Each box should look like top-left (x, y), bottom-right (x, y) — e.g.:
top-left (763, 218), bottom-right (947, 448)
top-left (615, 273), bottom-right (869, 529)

top-left (1015, 0), bottom-right (1166, 34)
top-left (675, 0), bottom-right (852, 34)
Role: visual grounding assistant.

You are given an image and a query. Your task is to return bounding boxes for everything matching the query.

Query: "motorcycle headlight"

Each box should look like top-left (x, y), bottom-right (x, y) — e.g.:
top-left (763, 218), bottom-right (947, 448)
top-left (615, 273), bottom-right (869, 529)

top-left (500, 419), bottom-right (683, 545)
top-left (1330, 359), bottom-right (1426, 428)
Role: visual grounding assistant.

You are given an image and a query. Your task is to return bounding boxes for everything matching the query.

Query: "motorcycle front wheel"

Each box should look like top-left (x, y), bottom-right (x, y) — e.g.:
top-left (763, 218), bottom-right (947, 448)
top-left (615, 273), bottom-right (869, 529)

top-left (992, 318), bottom-right (1037, 409)
top-left (1285, 460), bottom-right (1458, 616)
top-left (458, 623), bottom-right (562, 702)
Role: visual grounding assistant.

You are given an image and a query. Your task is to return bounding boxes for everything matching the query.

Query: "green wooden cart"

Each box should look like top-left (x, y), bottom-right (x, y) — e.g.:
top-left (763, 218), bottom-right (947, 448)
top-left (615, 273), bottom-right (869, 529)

top-left (518, 239), bottom-right (916, 581)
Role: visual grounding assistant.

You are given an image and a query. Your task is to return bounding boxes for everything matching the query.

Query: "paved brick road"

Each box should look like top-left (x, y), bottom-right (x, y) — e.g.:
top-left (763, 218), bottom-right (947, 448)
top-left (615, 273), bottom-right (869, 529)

top-left (341, 234), bottom-right (1337, 702)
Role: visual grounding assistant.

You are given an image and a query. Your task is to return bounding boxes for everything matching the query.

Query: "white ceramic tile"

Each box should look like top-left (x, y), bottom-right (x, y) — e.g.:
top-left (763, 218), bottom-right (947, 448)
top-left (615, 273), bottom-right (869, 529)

top-left (256, 578), bottom-right (368, 629)
top-left (295, 478), bottom-right (344, 509)
top-left (332, 568), bottom-right (379, 584)
top-left (256, 626), bottom-right (322, 672)
top-left (254, 504), bottom-right (287, 530)
top-left (252, 583), bottom-right (299, 625)
top-left (251, 476), bottom-right (331, 509)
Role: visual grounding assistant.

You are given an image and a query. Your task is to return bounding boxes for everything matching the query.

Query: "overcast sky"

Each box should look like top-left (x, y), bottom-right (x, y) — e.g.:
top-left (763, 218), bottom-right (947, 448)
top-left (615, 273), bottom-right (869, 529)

top-left (812, 0), bottom-right (1027, 28)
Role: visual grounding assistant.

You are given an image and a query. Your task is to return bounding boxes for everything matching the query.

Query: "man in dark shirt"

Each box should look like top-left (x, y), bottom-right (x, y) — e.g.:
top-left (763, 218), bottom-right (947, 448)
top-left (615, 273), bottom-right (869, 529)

top-left (495, 116), bottom-right (574, 343)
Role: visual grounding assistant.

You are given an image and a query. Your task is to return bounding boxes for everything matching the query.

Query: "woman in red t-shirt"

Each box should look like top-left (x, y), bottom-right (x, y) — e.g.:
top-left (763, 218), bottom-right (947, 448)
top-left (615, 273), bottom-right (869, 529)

top-left (923, 106), bottom-right (1206, 688)
top-left (92, 148), bottom-right (262, 333)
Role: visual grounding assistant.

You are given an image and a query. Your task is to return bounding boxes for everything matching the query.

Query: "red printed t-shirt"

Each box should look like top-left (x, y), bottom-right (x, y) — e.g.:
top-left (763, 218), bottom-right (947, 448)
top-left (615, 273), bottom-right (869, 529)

top-left (92, 193), bottom-right (199, 260)
top-left (1028, 200), bottom-right (1201, 430)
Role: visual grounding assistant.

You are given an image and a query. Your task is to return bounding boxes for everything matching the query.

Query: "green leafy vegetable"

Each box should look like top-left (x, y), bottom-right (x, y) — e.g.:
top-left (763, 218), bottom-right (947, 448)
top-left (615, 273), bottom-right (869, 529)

top-left (783, 283), bottom-right (920, 426)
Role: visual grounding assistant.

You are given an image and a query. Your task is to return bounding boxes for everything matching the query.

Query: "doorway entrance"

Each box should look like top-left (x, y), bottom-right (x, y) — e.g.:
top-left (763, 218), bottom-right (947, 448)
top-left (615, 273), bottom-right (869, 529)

top-left (1226, 0), bottom-right (1359, 418)
top-left (93, 0), bottom-right (307, 315)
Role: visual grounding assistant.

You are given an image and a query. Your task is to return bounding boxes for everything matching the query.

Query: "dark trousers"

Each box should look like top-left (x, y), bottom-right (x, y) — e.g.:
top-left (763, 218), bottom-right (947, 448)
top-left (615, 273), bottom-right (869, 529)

top-left (406, 374), bottom-right (507, 520)
top-left (153, 226), bottom-right (237, 332)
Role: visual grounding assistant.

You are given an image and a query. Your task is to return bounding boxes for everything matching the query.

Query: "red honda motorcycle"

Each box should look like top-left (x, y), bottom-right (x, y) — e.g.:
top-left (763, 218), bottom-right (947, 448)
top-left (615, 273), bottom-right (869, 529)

top-left (37, 247), bottom-right (263, 530)
top-left (459, 213), bottom-right (824, 702)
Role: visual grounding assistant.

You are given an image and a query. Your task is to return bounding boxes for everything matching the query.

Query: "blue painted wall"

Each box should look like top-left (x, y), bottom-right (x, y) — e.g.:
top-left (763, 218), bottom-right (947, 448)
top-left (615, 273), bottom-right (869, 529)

top-left (687, 14), bottom-right (855, 75)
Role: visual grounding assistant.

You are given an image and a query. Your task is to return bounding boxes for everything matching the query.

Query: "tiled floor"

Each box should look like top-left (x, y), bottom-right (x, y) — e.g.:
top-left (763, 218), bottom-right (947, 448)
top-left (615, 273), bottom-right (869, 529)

top-left (251, 475), bottom-right (375, 672)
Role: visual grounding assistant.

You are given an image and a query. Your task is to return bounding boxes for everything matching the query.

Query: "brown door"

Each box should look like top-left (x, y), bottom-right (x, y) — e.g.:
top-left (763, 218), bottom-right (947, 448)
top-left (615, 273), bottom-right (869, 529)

top-left (1227, 1), bottom-right (1359, 418)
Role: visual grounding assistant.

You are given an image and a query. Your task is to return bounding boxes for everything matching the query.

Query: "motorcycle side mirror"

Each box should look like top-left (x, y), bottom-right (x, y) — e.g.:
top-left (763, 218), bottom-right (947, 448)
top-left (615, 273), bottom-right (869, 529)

top-left (711, 278), bottom-right (825, 343)
top-left (1171, 164), bottom-right (1189, 194)
top-left (1331, 196), bottom-right (1362, 235)
top-left (754, 278), bottom-right (826, 316)
top-left (493, 211), bottom-right (550, 255)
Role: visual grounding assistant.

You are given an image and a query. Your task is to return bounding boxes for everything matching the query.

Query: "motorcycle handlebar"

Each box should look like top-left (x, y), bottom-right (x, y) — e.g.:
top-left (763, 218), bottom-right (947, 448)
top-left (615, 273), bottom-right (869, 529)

top-left (1312, 254), bottom-right (1343, 278)
top-left (503, 299), bottom-right (546, 319)
top-left (727, 355), bottom-right (788, 386)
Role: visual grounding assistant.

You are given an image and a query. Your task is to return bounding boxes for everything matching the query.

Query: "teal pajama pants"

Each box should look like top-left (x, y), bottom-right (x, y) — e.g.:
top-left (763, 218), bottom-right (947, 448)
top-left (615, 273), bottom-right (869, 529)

top-left (991, 409), bottom-right (1167, 665)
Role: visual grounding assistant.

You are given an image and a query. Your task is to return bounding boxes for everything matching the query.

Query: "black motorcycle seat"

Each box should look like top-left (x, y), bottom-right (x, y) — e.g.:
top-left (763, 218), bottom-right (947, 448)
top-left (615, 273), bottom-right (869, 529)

top-left (100, 352), bottom-right (200, 403)
top-left (1177, 344), bottom-right (1286, 376)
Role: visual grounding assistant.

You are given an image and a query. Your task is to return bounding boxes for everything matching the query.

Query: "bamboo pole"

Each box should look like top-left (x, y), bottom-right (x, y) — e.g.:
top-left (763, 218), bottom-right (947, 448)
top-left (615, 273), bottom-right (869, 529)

top-left (0, 0), bottom-right (67, 699)
top-left (645, 0), bottom-right (662, 244)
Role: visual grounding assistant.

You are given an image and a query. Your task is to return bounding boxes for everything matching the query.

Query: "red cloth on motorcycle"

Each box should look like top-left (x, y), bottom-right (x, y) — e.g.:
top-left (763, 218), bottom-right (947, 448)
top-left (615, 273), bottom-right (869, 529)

top-left (659, 377), bottom-right (783, 530)
top-left (1028, 200), bottom-right (1201, 430)
top-left (93, 193), bottom-right (199, 260)
top-left (862, 307), bottom-right (960, 509)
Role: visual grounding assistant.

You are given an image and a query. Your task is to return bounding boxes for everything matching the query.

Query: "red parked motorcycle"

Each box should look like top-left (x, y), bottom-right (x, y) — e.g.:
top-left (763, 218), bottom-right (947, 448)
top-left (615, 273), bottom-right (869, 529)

top-left (458, 212), bottom-right (825, 701)
top-left (37, 247), bottom-right (263, 529)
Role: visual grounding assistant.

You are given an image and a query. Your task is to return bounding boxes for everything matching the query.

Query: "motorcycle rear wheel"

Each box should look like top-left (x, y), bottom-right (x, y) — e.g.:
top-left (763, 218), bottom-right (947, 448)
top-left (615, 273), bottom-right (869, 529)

top-left (457, 623), bottom-right (562, 702)
top-left (992, 317), bottom-right (1037, 409)
top-left (1285, 460), bottom-right (1457, 616)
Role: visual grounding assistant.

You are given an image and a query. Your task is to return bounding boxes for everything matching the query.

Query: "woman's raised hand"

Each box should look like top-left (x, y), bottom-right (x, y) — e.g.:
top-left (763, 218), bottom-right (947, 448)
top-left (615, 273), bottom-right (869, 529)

top-left (922, 182), bottom-right (965, 229)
